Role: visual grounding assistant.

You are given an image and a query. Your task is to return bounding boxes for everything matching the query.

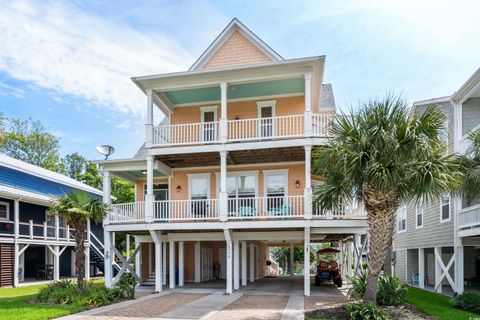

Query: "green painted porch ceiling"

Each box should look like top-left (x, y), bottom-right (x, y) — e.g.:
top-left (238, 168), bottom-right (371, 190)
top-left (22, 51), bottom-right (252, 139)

top-left (128, 169), bottom-right (165, 179)
top-left (163, 78), bottom-right (305, 105)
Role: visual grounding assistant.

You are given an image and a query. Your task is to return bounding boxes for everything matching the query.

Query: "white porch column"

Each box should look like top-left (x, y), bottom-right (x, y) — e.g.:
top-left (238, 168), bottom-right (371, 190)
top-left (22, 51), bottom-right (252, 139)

top-left (434, 247), bottom-right (442, 293)
top-left (169, 240), bottom-right (175, 289)
top-left (85, 218), bottom-right (91, 280)
top-left (195, 241), bottom-right (201, 283)
top-left (179, 241), bottom-right (184, 286)
top-left (162, 242), bottom-right (167, 285)
top-left (455, 245), bottom-right (464, 294)
top-left (55, 214), bottom-right (60, 241)
top-left (290, 243), bottom-right (294, 276)
top-left (353, 233), bottom-right (360, 273)
top-left (241, 241), bottom-right (247, 286)
top-left (234, 238), bottom-right (240, 290)
top-left (249, 243), bottom-right (255, 283)
top-left (135, 237), bottom-right (141, 285)
top-left (13, 199), bottom-right (19, 287)
top-left (219, 151), bottom-right (228, 221)
top-left (102, 170), bottom-right (111, 204)
top-left (418, 248), bottom-right (425, 289)
top-left (150, 231), bottom-right (163, 292)
top-left (145, 89), bottom-right (154, 147)
top-left (104, 231), bottom-right (113, 288)
top-left (145, 155), bottom-right (154, 222)
top-left (220, 82), bottom-right (228, 143)
top-left (347, 242), bottom-right (353, 278)
top-left (304, 72), bottom-right (313, 137)
top-left (304, 145), bottom-right (313, 219)
top-left (224, 230), bottom-right (233, 294)
top-left (304, 227), bottom-right (311, 296)
top-left (53, 245), bottom-right (60, 281)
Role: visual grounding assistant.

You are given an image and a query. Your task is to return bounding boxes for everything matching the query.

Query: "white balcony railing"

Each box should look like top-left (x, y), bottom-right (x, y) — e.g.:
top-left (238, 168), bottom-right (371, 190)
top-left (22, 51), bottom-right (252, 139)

top-left (227, 115), bottom-right (304, 142)
top-left (110, 202), bottom-right (145, 222)
top-left (153, 122), bottom-right (219, 146)
top-left (150, 113), bottom-right (335, 146)
top-left (313, 201), bottom-right (367, 218)
top-left (153, 199), bottom-right (218, 221)
top-left (458, 204), bottom-right (480, 229)
top-left (312, 113), bottom-right (333, 137)
top-left (227, 195), bottom-right (305, 219)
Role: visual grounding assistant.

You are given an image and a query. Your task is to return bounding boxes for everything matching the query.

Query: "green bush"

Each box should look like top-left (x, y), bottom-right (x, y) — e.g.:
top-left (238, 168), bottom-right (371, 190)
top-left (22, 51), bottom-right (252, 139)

top-left (348, 274), bottom-right (407, 306)
top-left (116, 273), bottom-right (137, 299)
top-left (35, 276), bottom-right (136, 307)
top-left (452, 292), bottom-right (480, 314)
top-left (377, 274), bottom-right (407, 306)
top-left (346, 303), bottom-right (388, 320)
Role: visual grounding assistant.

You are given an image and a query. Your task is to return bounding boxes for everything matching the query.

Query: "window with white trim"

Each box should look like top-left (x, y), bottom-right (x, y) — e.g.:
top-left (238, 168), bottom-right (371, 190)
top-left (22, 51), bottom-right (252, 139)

top-left (416, 202), bottom-right (423, 228)
top-left (439, 119), bottom-right (448, 146)
top-left (0, 201), bottom-right (9, 220)
top-left (440, 194), bottom-right (450, 222)
top-left (397, 206), bottom-right (406, 232)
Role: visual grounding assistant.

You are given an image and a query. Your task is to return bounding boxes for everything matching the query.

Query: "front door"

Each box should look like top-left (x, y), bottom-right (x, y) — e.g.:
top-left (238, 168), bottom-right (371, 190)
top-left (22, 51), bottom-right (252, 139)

top-left (189, 175), bottom-right (210, 218)
top-left (201, 109), bottom-right (216, 142)
top-left (260, 106), bottom-right (274, 137)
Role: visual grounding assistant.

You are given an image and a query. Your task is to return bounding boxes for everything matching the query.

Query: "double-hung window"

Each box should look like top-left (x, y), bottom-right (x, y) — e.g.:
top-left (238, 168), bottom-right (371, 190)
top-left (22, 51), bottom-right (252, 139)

top-left (225, 174), bottom-right (257, 215)
top-left (397, 206), bottom-right (406, 233)
top-left (440, 194), bottom-right (450, 222)
top-left (416, 202), bottom-right (424, 228)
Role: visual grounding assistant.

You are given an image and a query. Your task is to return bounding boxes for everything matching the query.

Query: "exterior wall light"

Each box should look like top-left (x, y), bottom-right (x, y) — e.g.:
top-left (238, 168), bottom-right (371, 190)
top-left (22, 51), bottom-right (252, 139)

top-left (295, 180), bottom-right (301, 188)
top-left (176, 185), bottom-right (181, 192)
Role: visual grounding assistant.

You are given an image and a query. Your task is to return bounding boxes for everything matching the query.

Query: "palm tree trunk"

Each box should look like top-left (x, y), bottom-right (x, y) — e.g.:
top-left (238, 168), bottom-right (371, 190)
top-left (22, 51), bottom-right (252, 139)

top-left (363, 189), bottom-right (397, 305)
top-left (74, 222), bottom-right (86, 295)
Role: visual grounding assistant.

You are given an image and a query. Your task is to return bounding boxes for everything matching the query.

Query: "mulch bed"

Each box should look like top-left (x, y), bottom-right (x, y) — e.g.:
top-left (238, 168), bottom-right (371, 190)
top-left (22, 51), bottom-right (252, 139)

top-left (305, 303), bottom-right (434, 320)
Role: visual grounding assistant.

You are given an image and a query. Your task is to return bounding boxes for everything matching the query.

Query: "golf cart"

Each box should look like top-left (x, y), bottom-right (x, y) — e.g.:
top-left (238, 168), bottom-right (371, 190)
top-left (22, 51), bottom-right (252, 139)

top-left (314, 247), bottom-right (343, 287)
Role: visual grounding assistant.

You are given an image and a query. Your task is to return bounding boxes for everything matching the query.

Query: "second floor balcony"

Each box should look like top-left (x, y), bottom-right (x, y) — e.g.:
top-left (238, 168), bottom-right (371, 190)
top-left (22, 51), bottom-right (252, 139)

top-left (108, 195), bottom-right (366, 224)
top-left (152, 112), bottom-right (333, 147)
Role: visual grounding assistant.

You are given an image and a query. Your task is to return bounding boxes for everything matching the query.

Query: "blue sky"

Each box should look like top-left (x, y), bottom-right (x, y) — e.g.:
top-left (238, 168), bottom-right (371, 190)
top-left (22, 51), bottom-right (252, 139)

top-left (0, 0), bottom-right (479, 160)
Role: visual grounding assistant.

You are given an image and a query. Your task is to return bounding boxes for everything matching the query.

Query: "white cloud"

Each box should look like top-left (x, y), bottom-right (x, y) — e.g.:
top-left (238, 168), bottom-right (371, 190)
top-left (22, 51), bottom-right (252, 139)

top-left (116, 120), bottom-right (131, 130)
top-left (0, 81), bottom-right (26, 98)
top-left (0, 1), bottom-right (194, 115)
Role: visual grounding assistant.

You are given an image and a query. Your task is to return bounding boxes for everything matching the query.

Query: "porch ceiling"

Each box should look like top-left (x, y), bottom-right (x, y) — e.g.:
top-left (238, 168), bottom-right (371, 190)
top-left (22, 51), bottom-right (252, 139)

top-left (162, 78), bottom-right (304, 105)
top-left (155, 146), bottom-right (305, 168)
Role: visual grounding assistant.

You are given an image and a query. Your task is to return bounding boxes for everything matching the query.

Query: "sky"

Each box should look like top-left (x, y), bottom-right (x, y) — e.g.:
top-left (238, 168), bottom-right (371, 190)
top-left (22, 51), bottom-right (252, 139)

top-left (0, 0), bottom-right (479, 160)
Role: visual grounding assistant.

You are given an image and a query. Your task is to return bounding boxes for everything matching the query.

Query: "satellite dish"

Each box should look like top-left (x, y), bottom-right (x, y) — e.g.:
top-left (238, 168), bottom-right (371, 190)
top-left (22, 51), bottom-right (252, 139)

top-left (96, 145), bottom-right (115, 160)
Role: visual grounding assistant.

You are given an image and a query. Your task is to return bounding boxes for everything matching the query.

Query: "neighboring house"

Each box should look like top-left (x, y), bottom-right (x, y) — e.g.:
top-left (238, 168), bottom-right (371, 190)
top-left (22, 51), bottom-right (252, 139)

top-left (0, 154), bottom-right (106, 287)
top-left (393, 67), bottom-right (480, 294)
top-left (97, 18), bottom-right (368, 296)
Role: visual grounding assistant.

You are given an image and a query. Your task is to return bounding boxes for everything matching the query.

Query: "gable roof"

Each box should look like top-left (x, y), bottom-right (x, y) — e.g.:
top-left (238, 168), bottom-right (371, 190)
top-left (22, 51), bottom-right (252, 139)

top-left (189, 18), bottom-right (283, 71)
top-left (0, 154), bottom-right (103, 203)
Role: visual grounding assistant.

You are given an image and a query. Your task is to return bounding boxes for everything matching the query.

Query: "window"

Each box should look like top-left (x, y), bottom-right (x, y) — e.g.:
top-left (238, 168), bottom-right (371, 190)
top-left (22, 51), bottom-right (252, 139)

top-left (264, 170), bottom-right (288, 211)
top-left (440, 194), bottom-right (450, 222)
top-left (144, 184), bottom-right (168, 201)
top-left (188, 174), bottom-right (210, 217)
top-left (200, 106), bottom-right (217, 142)
top-left (397, 206), bottom-right (407, 232)
top-left (222, 173), bottom-right (257, 214)
top-left (416, 202), bottom-right (423, 228)
top-left (0, 201), bottom-right (9, 220)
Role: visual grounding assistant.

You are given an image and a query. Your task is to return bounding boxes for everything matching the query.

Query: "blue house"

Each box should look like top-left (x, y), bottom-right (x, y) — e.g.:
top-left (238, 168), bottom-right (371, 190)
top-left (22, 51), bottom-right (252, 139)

top-left (0, 154), bottom-right (105, 287)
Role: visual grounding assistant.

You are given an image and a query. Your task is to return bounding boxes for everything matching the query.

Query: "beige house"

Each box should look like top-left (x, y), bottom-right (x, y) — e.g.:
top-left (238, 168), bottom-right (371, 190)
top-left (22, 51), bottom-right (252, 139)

top-left (98, 18), bottom-right (368, 296)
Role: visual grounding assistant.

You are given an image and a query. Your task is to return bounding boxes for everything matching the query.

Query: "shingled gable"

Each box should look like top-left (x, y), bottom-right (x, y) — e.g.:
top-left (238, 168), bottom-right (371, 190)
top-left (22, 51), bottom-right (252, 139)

top-left (189, 18), bottom-right (283, 71)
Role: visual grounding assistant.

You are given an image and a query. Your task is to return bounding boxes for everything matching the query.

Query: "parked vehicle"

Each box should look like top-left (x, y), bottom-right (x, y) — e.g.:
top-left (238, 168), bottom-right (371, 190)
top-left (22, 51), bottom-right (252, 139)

top-left (315, 247), bottom-right (343, 287)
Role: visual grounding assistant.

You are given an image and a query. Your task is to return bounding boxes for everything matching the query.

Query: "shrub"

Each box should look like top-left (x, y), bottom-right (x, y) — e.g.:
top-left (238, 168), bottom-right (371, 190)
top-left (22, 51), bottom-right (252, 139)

top-left (377, 274), bottom-right (407, 306)
top-left (83, 286), bottom-right (122, 307)
top-left (36, 280), bottom-right (77, 304)
top-left (452, 292), bottom-right (480, 314)
top-left (116, 273), bottom-right (137, 299)
top-left (348, 274), bottom-right (406, 306)
top-left (346, 303), bottom-right (388, 320)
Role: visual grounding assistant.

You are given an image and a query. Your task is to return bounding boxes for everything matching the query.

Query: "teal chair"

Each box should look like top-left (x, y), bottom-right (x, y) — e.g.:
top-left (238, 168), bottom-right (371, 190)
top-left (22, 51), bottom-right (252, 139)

top-left (239, 206), bottom-right (256, 217)
top-left (271, 203), bottom-right (291, 216)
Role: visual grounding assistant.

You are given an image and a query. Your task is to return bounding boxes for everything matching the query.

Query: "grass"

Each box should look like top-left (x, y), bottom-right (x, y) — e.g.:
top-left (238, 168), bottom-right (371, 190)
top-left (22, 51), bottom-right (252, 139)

top-left (407, 286), bottom-right (479, 320)
top-left (0, 281), bottom-right (107, 320)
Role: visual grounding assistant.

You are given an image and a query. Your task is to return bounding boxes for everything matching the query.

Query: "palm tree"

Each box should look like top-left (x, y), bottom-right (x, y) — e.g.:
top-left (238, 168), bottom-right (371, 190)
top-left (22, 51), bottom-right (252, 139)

top-left (48, 190), bottom-right (109, 294)
top-left (312, 96), bottom-right (460, 305)
top-left (458, 129), bottom-right (480, 205)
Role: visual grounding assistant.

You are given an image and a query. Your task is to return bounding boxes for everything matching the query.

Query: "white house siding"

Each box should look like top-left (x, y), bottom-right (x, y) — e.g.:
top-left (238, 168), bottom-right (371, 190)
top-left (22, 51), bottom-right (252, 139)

top-left (462, 97), bottom-right (480, 136)
top-left (394, 101), bottom-right (455, 251)
top-left (394, 249), bottom-right (407, 283)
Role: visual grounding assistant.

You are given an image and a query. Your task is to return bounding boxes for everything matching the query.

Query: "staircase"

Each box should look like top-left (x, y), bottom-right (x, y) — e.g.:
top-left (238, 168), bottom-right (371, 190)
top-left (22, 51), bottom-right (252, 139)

top-left (89, 231), bottom-right (121, 276)
top-left (143, 272), bottom-right (155, 286)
